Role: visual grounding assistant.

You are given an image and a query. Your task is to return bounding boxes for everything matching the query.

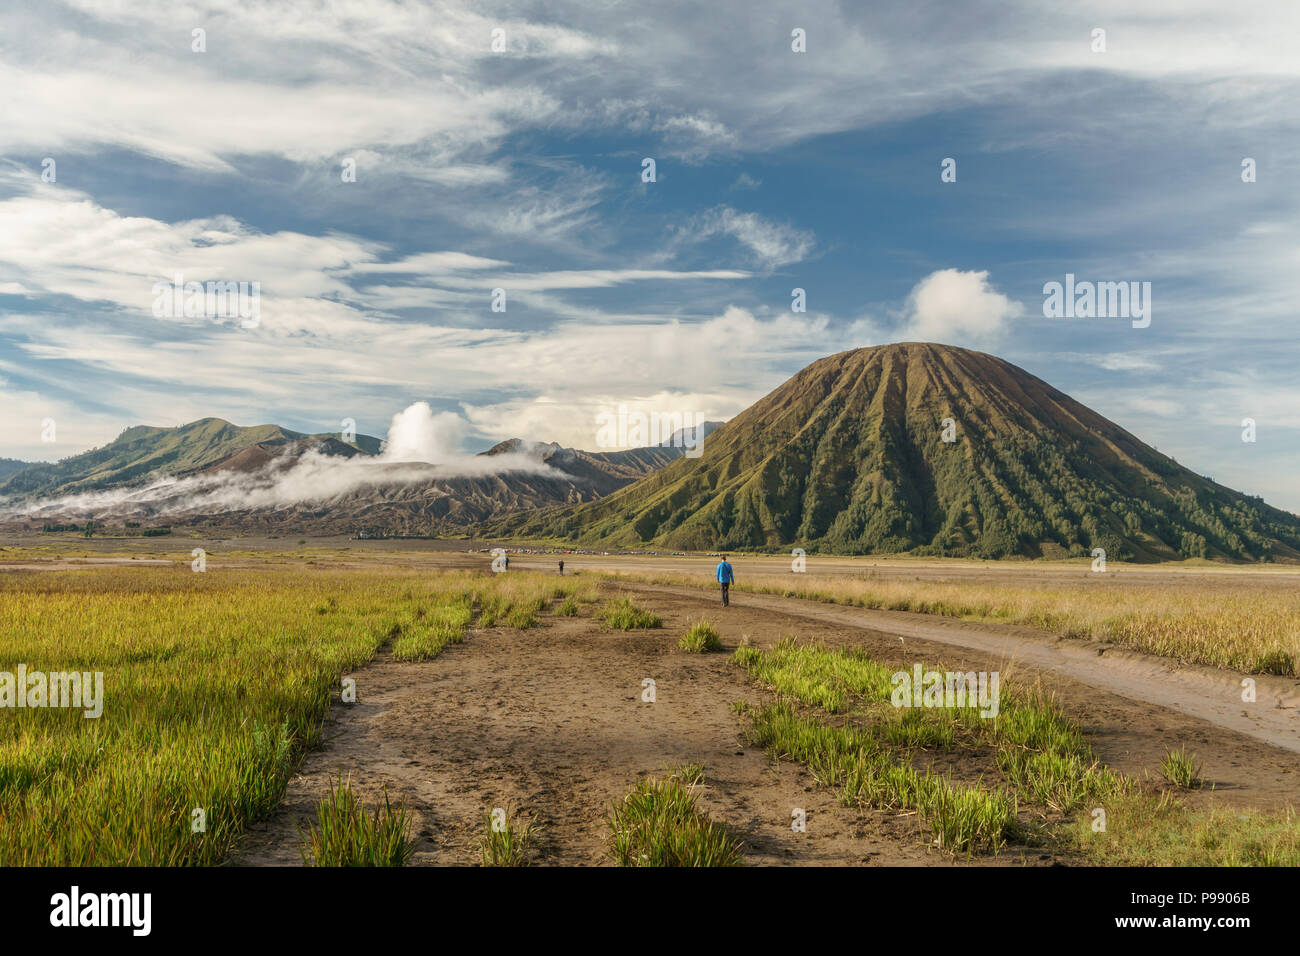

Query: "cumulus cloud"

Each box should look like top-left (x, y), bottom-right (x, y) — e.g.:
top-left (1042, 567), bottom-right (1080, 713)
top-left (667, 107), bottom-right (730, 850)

top-left (380, 402), bottom-right (468, 463)
top-left (899, 269), bottom-right (1024, 345)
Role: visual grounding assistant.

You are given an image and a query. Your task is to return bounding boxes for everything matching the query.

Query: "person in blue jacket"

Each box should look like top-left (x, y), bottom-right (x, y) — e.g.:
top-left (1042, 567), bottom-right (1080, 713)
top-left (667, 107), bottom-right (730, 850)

top-left (715, 554), bottom-right (735, 606)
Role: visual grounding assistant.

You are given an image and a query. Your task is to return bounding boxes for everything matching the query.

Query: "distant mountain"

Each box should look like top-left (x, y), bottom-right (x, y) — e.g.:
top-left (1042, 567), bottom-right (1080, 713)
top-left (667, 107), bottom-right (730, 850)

top-left (0, 417), bottom-right (714, 534)
top-left (0, 418), bottom-right (382, 500)
top-left (489, 343), bottom-right (1300, 561)
top-left (481, 436), bottom-right (716, 493)
top-left (0, 458), bottom-right (30, 482)
top-left (656, 420), bottom-right (723, 451)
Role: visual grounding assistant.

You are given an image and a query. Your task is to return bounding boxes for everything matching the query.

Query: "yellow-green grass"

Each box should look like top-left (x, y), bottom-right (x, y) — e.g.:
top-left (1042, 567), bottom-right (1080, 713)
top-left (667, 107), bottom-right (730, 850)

top-left (735, 640), bottom-right (1133, 851)
top-left (474, 574), bottom-right (596, 629)
top-left (734, 638), bottom-right (893, 713)
top-left (1076, 795), bottom-right (1300, 866)
top-left (393, 573), bottom-right (597, 653)
top-left (598, 596), bottom-right (663, 630)
top-left (734, 640), bottom-right (1297, 863)
top-left (745, 699), bottom-right (1022, 854)
top-left (0, 566), bottom-right (588, 865)
top-left (608, 766), bottom-right (743, 866)
top-left (1160, 745), bottom-right (1205, 790)
top-left (612, 570), bottom-right (1300, 677)
top-left (478, 806), bottom-right (540, 866)
top-left (298, 774), bottom-right (417, 866)
top-left (678, 619), bottom-right (722, 653)
top-left (391, 596), bottom-right (475, 661)
top-left (737, 640), bottom-right (1132, 804)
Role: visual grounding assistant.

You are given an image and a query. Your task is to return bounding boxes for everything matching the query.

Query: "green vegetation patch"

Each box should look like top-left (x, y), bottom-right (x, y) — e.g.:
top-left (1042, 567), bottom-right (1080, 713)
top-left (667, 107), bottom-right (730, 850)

top-left (598, 596), bottom-right (663, 630)
top-left (298, 775), bottom-right (416, 867)
top-left (479, 807), bottom-right (540, 866)
top-left (609, 765), bottom-right (743, 867)
top-left (678, 618), bottom-right (723, 653)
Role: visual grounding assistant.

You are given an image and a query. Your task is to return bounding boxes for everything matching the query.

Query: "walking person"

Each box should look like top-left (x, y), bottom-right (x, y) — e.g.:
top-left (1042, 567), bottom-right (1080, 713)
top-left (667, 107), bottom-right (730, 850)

top-left (715, 554), bottom-right (734, 607)
top-left (558, 559), bottom-right (564, 575)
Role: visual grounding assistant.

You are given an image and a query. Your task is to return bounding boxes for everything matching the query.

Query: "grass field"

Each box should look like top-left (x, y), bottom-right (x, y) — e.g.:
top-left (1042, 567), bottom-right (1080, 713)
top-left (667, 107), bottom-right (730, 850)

top-left (0, 564), bottom-right (590, 865)
top-left (3, 547), bottom-right (1296, 867)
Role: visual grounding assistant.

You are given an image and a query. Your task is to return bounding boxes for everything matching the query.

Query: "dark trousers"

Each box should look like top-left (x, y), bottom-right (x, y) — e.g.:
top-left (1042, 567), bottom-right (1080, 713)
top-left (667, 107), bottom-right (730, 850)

top-left (721, 582), bottom-right (729, 606)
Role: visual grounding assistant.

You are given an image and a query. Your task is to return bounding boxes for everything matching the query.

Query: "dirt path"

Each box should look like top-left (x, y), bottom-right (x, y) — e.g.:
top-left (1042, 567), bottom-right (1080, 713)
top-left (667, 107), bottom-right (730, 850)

top-left (236, 586), bottom-right (1063, 867)
top-left (0, 558), bottom-right (174, 571)
top-left (237, 579), bottom-right (1300, 866)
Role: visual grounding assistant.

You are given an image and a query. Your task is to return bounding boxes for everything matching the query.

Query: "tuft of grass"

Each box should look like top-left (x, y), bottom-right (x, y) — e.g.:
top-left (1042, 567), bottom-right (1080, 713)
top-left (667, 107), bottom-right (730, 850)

top-left (916, 776), bottom-right (1021, 855)
top-left (1160, 746), bottom-right (1204, 790)
top-left (479, 807), bottom-right (539, 866)
top-left (558, 596), bottom-right (580, 616)
top-left (735, 639), bottom-right (1129, 816)
top-left (678, 618), bottom-right (723, 653)
top-left (504, 600), bottom-right (544, 629)
top-left (298, 775), bottom-right (417, 867)
top-left (996, 747), bottom-right (1125, 814)
top-left (673, 761), bottom-right (706, 785)
top-left (598, 597), bottom-right (663, 630)
top-left (609, 766), bottom-right (743, 866)
top-left (474, 573), bottom-right (592, 628)
top-left (987, 691), bottom-right (1131, 813)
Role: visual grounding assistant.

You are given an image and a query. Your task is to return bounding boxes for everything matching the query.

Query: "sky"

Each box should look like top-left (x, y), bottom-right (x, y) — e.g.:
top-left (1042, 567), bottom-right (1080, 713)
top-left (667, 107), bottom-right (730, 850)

top-left (1, 0), bottom-right (1298, 510)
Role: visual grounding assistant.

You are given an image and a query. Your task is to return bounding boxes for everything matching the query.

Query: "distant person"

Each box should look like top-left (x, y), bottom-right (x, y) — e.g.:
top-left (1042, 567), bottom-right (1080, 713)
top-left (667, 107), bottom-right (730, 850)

top-left (558, 560), bottom-right (565, 575)
top-left (716, 554), bottom-right (735, 606)
top-left (504, 555), bottom-right (510, 571)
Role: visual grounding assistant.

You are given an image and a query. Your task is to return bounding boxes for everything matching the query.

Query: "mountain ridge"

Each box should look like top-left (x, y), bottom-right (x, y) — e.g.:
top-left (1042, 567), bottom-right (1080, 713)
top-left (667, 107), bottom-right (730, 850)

top-left (0, 415), bottom-right (722, 534)
top-left (0, 419), bottom-right (384, 499)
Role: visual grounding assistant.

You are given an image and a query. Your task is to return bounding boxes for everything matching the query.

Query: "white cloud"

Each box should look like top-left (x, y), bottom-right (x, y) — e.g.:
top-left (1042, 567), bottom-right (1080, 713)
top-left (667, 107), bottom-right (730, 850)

top-left (0, 178), bottom-right (750, 339)
top-left (0, 382), bottom-right (126, 463)
top-left (683, 207), bottom-right (815, 270)
top-left (899, 269), bottom-right (1024, 345)
top-left (1057, 351), bottom-right (1163, 372)
top-left (381, 402), bottom-right (468, 462)
top-left (4, 0), bottom-right (1299, 182)
top-left (0, 176), bottom-right (843, 450)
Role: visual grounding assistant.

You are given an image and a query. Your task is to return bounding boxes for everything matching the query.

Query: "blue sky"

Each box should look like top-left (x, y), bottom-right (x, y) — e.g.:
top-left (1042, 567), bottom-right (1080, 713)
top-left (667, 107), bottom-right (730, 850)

top-left (1, 0), bottom-right (1299, 509)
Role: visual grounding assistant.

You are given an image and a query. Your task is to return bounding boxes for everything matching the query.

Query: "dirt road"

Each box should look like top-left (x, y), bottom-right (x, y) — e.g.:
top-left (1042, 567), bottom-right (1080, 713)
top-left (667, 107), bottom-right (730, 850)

top-left (238, 579), bottom-right (1300, 866)
top-left (237, 583), bottom-right (1021, 867)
